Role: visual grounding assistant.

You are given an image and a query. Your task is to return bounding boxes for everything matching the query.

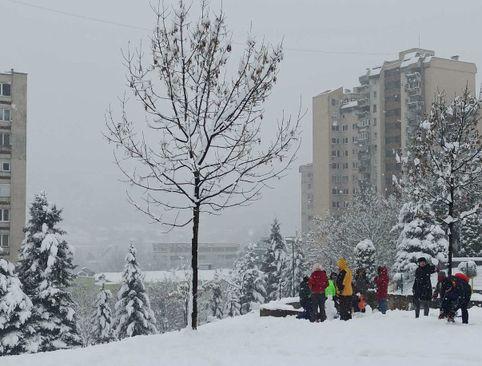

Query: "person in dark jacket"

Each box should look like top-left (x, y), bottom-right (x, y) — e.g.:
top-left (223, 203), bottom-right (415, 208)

top-left (298, 276), bottom-right (312, 319)
top-left (374, 266), bottom-right (389, 314)
top-left (353, 268), bottom-right (369, 313)
top-left (308, 264), bottom-right (328, 322)
top-left (433, 271), bottom-right (449, 316)
top-left (412, 257), bottom-right (436, 318)
top-left (441, 273), bottom-right (472, 323)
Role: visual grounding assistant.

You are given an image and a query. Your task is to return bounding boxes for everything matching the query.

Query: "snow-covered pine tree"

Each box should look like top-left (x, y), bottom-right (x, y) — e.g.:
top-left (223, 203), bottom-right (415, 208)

top-left (261, 219), bottom-right (288, 301)
top-left (0, 259), bottom-right (33, 356)
top-left (17, 192), bottom-right (82, 352)
top-left (207, 271), bottom-right (224, 320)
top-left (354, 239), bottom-right (377, 282)
top-left (237, 243), bottom-right (266, 314)
top-left (224, 284), bottom-right (241, 317)
top-left (89, 277), bottom-right (115, 345)
top-left (286, 237), bottom-right (307, 297)
top-left (114, 244), bottom-right (157, 339)
top-left (393, 202), bottom-right (448, 282)
top-left (459, 212), bottom-right (482, 257)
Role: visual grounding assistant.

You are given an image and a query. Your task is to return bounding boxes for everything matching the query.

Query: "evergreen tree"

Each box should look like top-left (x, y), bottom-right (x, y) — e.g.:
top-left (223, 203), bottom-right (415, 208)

top-left (0, 259), bottom-right (33, 355)
top-left (207, 271), bottom-right (224, 320)
top-left (393, 202), bottom-right (448, 282)
top-left (224, 284), bottom-right (241, 317)
top-left (17, 192), bottom-right (82, 352)
top-left (89, 277), bottom-right (115, 345)
top-left (354, 239), bottom-right (377, 281)
top-left (261, 219), bottom-right (288, 301)
top-left (459, 212), bottom-right (482, 257)
top-left (286, 237), bottom-right (307, 297)
top-left (114, 244), bottom-right (157, 339)
top-left (237, 243), bottom-right (266, 314)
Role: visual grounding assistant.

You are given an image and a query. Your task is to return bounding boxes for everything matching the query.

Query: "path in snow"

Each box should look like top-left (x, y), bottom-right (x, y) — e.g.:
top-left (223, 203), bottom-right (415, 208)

top-left (4, 308), bottom-right (482, 366)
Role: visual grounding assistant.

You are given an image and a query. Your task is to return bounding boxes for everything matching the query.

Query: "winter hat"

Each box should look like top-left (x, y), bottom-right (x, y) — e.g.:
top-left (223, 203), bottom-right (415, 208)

top-left (312, 263), bottom-right (322, 272)
top-left (337, 258), bottom-right (348, 270)
top-left (417, 257), bottom-right (427, 263)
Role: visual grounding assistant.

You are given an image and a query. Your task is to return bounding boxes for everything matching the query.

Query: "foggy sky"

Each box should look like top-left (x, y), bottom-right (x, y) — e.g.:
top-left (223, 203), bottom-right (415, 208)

top-left (2, 0), bottom-right (482, 251)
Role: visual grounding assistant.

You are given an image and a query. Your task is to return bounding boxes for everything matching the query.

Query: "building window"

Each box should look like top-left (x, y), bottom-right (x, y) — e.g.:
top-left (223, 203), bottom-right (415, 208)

top-left (344, 150), bottom-right (349, 157)
top-left (0, 209), bottom-right (9, 222)
top-left (331, 150), bottom-right (336, 157)
top-left (0, 184), bottom-right (10, 197)
top-left (0, 84), bottom-right (11, 97)
top-left (0, 161), bottom-right (10, 172)
top-left (0, 233), bottom-right (9, 248)
top-left (342, 125), bottom-right (348, 131)
top-left (0, 133), bottom-right (10, 147)
top-left (372, 104), bottom-right (377, 113)
top-left (373, 91), bottom-right (377, 98)
top-left (0, 108), bottom-right (11, 121)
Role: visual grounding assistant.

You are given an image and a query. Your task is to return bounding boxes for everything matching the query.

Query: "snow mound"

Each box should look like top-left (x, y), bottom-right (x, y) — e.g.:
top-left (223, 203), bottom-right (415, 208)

top-left (4, 308), bottom-right (482, 366)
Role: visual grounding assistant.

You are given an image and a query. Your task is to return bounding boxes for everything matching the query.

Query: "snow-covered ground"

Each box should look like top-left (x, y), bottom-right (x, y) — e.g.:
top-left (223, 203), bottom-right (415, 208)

top-left (5, 308), bottom-right (482, 366)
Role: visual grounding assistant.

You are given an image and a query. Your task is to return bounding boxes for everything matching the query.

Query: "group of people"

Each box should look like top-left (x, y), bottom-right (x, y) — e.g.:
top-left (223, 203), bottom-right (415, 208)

top-left (413, 257), bottom-right (472, 323)
top-left (298, 258), bottom-right (389, 322)
top-left (298, 256), bottom-right (473, 324)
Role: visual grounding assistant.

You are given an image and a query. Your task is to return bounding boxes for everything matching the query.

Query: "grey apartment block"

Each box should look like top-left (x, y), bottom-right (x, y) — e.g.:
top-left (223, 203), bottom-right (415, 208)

top-left (301, 48), bottom-right (477, 235)
top-left (0, 71), bottom-right (27, 262)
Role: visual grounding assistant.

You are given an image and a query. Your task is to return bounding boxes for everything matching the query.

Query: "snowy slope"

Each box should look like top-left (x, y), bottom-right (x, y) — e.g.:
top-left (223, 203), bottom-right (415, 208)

top-left (4, 308), bottom-right (482, 366)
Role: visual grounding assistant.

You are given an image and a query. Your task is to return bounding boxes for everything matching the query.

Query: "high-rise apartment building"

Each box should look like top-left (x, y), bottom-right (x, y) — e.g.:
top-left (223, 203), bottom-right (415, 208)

top-left (302, 49), bottom-right (476, 234)
top-left (0, 70), bottom-right (27, 262)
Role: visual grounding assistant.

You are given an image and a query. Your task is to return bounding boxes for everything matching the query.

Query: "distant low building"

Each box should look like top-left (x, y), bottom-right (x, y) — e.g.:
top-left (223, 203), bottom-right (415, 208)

top-left (152, 242), bottom-right (241, 270)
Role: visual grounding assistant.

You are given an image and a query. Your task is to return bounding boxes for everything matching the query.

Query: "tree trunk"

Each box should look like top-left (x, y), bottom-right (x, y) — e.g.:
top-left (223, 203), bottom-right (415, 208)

top-left (191, 172), bottom-right (201, 330)
top-left (448, 183), bottom-right (454, 276)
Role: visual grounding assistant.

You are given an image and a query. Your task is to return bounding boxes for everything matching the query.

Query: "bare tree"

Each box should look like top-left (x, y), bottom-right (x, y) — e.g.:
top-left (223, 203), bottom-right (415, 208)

top-left (401, 89), bottom-right (482, 275)
top-left (105, 1), bottom-right (301, 329)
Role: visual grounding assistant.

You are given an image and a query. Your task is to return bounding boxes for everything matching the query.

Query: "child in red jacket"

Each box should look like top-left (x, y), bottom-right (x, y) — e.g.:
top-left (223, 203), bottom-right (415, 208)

top-left (308, 264), bottom-right (328, 322)
top-left (374, 266), bottom-right (389, 314)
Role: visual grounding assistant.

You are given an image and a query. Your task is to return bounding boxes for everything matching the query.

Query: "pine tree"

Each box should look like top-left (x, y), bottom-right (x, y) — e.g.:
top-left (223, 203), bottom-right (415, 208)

top-left (261, 219), bottom-right (288, 301)
top-left (224, 284), bottom-right (241, 317)
top-left (237, 243), bottom-right (266, 314)
top-left (354, 239), bottom-right (377, 281)
top-left (17, 192), bottom-right (82, 352)
top-left (286, 237), bottom-right (307, 297)
top-left (0, 259), bottom-right (33, 356)
top-left (89, 277), bottom-right (115, 345)
top-left (459, 212), bottom-right (482, 257)
top-left (207, 271), bottom-right (224, 320)
top-left (393, 202), bottom-right (448, 282)
top-left (114, 244), bottom-right (157, 339)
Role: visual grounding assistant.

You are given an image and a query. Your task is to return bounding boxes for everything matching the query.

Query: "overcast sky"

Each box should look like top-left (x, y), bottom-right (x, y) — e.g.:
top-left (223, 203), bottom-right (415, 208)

top-left (1, 0), bottom-right (482, 251)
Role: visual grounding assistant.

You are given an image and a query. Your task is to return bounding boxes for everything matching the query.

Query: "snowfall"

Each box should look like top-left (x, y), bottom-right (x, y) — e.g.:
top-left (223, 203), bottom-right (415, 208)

top-left (4, 307), bottom-right (482, 366)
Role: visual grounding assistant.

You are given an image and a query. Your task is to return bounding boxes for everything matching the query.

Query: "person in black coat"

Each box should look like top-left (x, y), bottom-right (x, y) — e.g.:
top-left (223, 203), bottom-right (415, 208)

top-left (298, 276), bottom-right (312, 319)
top-left (441, 273), bottom-right (472, 323)
top-left (412, 257), bottom-right (436, 318)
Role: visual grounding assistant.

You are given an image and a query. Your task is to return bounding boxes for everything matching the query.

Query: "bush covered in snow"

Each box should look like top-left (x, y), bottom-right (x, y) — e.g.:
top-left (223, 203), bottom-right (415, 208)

top-left (457, 261), bottom-right (477, 278)
top-left (393, 202), bottom-right (448, 280)
top-left (354, 239), bottom-right (376, 281)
